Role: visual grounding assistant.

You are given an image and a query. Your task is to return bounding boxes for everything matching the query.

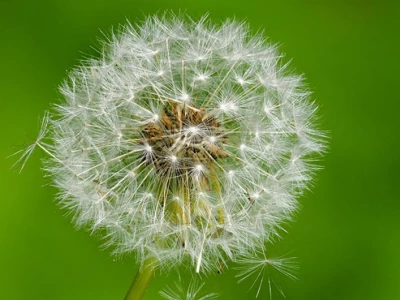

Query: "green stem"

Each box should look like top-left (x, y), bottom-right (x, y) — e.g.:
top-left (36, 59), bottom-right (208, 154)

top-left (124, 257), bottom-right (156, 300)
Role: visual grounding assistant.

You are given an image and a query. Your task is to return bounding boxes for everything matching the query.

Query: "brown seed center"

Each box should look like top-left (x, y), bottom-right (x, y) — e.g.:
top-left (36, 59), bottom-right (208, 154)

top-left (140, 101), bottom-right (228, 177)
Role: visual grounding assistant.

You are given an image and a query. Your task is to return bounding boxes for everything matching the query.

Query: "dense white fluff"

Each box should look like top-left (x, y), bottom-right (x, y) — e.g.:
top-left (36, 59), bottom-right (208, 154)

top-left (27, 14), bottom-right (325, 274)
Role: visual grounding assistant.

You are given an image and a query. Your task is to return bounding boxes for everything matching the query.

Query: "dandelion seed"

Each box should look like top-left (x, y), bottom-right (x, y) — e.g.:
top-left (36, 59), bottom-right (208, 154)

top-left (11, 112), bottom-right (50, 172)
top-left (160, 277), bottom-right (218, 300)
top-left (235, 250), bottom-right (298, 298)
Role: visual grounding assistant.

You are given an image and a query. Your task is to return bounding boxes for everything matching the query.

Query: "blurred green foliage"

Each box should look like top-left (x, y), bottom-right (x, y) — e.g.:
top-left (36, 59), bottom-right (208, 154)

top-left (1, 0), bottom-right (399, 299)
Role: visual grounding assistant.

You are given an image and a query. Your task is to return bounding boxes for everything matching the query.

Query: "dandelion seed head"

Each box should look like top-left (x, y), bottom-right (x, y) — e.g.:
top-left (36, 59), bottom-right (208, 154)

top-left (25, 14), bottom-right (325, 273)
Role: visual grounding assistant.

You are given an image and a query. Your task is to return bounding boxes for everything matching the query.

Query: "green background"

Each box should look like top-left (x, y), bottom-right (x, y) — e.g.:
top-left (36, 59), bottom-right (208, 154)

top-left (1, 0), bottom-right (399, 299)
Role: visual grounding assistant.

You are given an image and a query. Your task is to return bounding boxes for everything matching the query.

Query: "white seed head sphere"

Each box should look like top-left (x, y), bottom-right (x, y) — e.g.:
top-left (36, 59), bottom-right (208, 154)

top-left (43, 15), bottom-right (325, 273)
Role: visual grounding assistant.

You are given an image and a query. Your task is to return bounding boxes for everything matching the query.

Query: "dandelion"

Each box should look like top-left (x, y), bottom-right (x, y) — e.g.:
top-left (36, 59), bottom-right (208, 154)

top-left (20, 13), bottom-right (325, 299)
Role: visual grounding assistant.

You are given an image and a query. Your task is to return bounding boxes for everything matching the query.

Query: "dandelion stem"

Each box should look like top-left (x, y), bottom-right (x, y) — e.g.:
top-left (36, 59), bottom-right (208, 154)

top-left (124, 257), bottom-right (156, 300)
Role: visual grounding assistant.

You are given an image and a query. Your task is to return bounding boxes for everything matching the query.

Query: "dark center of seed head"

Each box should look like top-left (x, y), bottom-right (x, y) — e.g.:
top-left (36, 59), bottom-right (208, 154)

top-left (140, 102), bottom-right (229, 177)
